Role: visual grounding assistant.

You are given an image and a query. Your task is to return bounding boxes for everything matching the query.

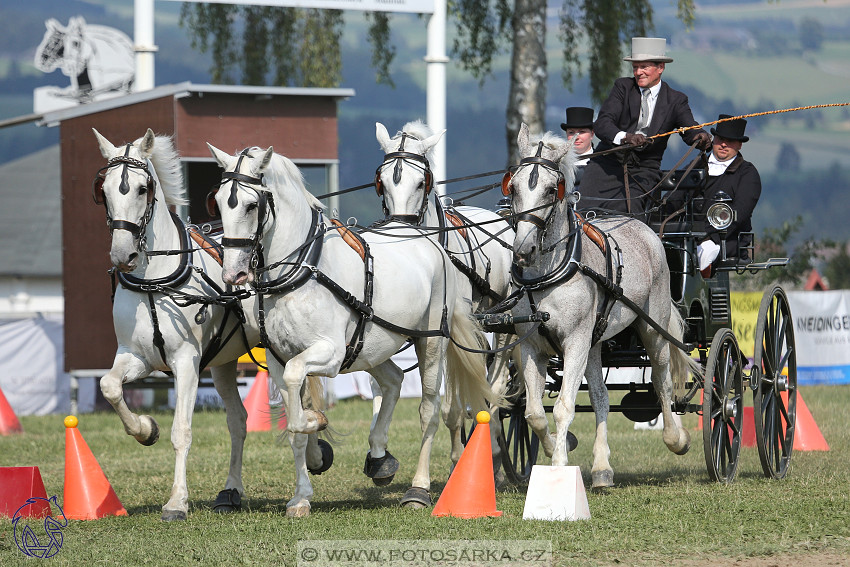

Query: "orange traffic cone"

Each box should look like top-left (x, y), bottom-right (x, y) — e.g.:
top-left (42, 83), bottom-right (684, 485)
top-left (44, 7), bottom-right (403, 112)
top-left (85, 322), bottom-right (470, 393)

top-left (0, 387), bottom-right (23, 435)
top-left (783, 391), bottom-right (829, 451)
top-left (432, 411), bottom-right (502, 518)
top-left (63, 416), bottom-right (128, 520)
top-left (0, 467), bottom-right (50, 518)
top-left (245, 370), bottom-right (272, 432)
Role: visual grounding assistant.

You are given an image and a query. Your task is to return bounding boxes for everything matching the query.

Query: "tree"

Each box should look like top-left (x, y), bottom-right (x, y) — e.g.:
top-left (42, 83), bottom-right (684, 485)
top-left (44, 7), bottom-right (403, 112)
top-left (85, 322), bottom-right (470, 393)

top-left (799, 17), bottom-right (824, 52)
top-left (450, 0), bottom-right (696, 165)
top-left (732, 216), bottom-right (826, 291)
top-left (775, 142), bottom-right (801, 172)
top-left (179, 4), bottom-right (383, 88)
top-left (181, 0), bottom-right (699, 164)
top-left (824, 242), bottom-right (850, 289)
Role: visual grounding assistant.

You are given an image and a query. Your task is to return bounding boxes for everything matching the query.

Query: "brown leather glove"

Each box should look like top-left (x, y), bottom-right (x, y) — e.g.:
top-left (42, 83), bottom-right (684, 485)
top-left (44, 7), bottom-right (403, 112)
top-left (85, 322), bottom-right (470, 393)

top-left (693, 131), bottom-right (712, 151)
top-left (623, 132), bottom-right (648, 147)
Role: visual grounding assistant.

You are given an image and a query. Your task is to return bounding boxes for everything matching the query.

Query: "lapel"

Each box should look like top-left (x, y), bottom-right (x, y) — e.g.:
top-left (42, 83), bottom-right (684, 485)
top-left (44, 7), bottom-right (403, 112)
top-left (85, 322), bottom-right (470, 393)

top-left (628, 80), bottom-right (641, 125)
top-left (648, 81), bottom-right (668, 134)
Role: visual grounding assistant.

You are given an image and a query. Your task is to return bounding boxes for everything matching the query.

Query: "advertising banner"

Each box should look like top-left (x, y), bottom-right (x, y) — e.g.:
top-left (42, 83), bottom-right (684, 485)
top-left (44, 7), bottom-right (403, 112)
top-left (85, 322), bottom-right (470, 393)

top-left (786, 290), bottom-right (850, 385)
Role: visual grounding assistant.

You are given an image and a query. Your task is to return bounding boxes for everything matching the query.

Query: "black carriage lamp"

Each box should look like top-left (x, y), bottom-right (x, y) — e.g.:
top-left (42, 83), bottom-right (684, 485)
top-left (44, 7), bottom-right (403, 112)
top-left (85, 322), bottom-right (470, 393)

top-left (706, 190), bottom-right (735, 231)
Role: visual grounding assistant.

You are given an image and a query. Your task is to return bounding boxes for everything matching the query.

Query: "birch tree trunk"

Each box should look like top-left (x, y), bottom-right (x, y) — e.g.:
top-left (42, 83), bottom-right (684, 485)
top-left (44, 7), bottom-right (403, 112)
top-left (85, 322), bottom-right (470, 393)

top-left (506, 0), bottom-right (548, 167)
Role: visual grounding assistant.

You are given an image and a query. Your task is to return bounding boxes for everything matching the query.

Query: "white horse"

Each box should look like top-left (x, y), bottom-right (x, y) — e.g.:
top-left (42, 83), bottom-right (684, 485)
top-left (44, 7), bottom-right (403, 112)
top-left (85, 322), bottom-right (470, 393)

top-left (35, 17), bottom-right (134, 102)
top-left (208, 144), bottom-right (499, 516)
top-left (374, 120), bottom-right (516, 479)
top-left (92, 129), bottom-right (269, 521)
top-left (503, 123), bottom-right (701, 487)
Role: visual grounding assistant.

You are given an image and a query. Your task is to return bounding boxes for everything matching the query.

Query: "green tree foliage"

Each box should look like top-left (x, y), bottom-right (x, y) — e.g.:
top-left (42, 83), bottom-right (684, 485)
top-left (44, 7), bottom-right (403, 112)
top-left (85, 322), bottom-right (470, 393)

top-left (824, 243), bottom-right (850, 290)
top-left (733, 216), bottom-right (825, 291)
top-left (775, 142), bottom-right (801, 172)
top-left (179, 4), bottom-right (383, 88)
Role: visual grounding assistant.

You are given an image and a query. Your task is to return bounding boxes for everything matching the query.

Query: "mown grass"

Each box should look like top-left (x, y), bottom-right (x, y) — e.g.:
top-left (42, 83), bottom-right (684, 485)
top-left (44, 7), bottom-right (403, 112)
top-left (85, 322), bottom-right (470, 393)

top-left (1, 385), bottom-right (848, 566)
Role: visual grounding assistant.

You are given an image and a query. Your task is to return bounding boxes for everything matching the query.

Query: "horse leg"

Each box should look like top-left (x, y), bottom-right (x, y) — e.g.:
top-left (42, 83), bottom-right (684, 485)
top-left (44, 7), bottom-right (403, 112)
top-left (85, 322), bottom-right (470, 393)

top-left (286, 431), bottom-right (314, 517)
top-left (401, 336), bottom-right (447, 509)
top-left (210, 360), bottom-right (247, 513)
top-left (643, 330), bottom-right (691, 455)
top-left (519, 343), bottom-right (556, 460)
top-left (161, 354), bottom-right (201, 521)
top-left (585, 344), bottom-right (614, 488)
top-left (486, 334), bottom-right (515, 485)
top-left (100, 352), bottom-right (159, 445)
top-left (279, 342), bottom-right (335, 434)
top-left (363, 362), bottom-right (403, 486)
top-left (551, 342), bottom-right (589, 466)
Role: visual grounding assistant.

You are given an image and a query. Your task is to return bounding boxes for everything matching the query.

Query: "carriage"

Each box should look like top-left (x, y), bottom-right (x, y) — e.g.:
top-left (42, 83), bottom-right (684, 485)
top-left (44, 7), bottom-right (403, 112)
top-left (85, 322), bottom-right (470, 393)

top-left (490, 164), bottom-right (797, 486)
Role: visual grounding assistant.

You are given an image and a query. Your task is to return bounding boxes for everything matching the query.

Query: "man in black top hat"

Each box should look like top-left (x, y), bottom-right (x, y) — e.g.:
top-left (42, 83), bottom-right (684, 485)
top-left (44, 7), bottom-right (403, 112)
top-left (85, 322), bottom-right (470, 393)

top-left (695, 114), bottom-right (762, 273)
top-left (578, 37), bottom-right (712, 216)
top-left (560, 107), bottom-right (595, 186)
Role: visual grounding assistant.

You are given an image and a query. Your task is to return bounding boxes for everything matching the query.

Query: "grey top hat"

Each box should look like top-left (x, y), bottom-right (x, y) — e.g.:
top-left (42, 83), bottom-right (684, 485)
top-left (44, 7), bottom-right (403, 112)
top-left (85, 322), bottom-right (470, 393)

top-left (710, 114), bottom-right (749, 142)
top-left (623, 37), bottom-right (673, 63)
top-left (560, 107), bottom-right (595, 131)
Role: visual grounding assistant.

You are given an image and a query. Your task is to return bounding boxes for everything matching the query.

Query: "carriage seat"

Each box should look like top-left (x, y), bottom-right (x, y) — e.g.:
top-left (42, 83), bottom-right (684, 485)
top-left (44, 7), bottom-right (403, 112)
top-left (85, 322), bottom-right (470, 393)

top-left (650, 168), bottom-right (707, 236)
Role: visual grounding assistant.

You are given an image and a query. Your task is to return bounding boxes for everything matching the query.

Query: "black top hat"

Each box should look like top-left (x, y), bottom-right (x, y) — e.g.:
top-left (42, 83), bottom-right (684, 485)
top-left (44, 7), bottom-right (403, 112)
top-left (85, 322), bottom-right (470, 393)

top-left (560, 107), bottom-right (594, 131)
top-left (710, 114), bottom-right (749, 142)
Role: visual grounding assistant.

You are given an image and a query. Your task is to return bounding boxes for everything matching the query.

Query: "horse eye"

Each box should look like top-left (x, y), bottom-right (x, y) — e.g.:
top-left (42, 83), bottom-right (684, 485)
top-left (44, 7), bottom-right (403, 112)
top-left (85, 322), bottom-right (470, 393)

top-left (245, 202), bottom-right (258, 212)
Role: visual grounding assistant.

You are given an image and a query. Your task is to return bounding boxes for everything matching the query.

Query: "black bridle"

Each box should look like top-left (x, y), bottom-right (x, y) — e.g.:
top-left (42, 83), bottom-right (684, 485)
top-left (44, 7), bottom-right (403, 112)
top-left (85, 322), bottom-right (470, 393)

top-left (375, 132), bottom-right (434, 224)
top-left (92, 144), bottom-right (156, 248)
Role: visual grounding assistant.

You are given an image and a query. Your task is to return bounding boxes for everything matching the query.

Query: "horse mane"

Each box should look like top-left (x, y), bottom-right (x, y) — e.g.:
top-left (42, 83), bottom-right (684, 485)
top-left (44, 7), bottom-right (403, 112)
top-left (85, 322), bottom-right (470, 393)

top-left (399, 120), bottom-right (437, 164)
top-left (527, 130), bottom-right (579, 196)
top-left (138, 134), bottom-right (187, 206)
top-left (254, 148), bottom-right (324, 211)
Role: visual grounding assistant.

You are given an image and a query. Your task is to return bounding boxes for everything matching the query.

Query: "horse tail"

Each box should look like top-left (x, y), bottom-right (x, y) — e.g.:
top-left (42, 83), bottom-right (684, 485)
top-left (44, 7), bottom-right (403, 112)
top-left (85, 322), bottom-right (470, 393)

top-left (668, 301), bottom-right (704, 398)
top-left (445, 299), bottom-right (507, 414)
top-left (306, 375), bottom-right (325, 412)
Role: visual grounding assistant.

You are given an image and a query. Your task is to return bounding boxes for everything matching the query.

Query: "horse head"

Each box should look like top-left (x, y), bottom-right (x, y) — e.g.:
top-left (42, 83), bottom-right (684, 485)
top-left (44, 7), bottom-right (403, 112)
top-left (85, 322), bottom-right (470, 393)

top-left (375, 121), bottom-right (444, 220)
top-left (505, 123), bottom-right (577, 269)
top-left (93, 128), bottom-right (160, 272)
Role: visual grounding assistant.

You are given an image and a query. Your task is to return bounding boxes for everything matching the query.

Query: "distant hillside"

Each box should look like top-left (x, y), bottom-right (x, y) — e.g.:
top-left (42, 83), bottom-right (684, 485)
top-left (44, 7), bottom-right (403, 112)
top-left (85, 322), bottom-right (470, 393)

top-left (1, 0), bottom-right (848, 240)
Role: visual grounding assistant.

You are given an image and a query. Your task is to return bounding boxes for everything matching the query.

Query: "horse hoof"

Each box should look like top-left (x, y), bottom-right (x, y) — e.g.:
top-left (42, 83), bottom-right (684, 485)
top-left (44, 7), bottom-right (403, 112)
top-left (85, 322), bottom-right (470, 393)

top-left (591, 470), bottom-right (614, 489)
top-left (136, 415), bottom-right (160, 446)
top-left (308, 439), bottom-right (334, 475)
top-left (286, 504), bottom-right (311, 518)
top-left (673, 429), bottom-right (691, 455)
top-left (363, 450), bottom-right (399, 485)
top-left (161, 509), bottom-right (187, 522)
top-left (567, 432), bottom-right (579, 452)
top-left (212, 488), bottom-right (242, 513)
top-left (400, 487), bottom-right (431, 509)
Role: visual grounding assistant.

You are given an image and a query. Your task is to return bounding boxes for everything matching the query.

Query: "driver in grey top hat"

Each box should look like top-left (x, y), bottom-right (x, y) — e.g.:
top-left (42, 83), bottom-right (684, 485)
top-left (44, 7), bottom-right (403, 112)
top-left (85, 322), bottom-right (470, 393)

top-left (578, 37), bottom-right (712, 217)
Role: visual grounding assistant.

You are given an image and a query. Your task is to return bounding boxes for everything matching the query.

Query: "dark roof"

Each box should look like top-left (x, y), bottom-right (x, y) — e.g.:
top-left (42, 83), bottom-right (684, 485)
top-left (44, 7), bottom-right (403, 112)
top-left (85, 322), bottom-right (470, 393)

top-left (0, 145), bottom-right (62, 277)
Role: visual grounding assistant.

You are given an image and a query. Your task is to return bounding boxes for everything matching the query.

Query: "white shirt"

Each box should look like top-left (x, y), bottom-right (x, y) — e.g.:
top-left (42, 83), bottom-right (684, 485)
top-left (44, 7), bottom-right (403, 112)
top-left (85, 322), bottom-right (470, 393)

top-left (576, 146), bottom-right (593, 166)
top-left (707, 151), bottom-right (735, 177)
top-left (614, 83), bottom-right (661, 145)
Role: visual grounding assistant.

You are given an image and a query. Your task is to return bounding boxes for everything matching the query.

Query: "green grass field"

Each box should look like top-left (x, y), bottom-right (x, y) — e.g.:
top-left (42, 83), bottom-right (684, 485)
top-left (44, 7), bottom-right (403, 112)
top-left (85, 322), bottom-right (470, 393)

top-left (1, 384), bottom-right (848, 566)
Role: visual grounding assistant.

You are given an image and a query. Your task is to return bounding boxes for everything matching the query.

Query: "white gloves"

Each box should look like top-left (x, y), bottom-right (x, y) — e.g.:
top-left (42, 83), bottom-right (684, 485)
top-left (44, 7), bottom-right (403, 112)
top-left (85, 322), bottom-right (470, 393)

top-left (697, 240), bottom-right (720, 271)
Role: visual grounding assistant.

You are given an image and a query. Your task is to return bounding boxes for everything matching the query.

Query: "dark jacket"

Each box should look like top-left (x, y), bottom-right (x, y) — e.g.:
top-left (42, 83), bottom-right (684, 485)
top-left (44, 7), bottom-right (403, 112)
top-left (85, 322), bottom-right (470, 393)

top-left (593, 77), bottom-right (706, 169)
top-left (699, 153), bottom-right (761, 259)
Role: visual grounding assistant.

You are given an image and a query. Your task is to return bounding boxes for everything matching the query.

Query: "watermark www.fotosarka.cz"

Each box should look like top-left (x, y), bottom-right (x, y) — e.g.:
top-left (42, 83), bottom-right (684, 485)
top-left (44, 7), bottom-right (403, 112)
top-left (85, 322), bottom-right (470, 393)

top-left (297, 540), bottom-right (553, 567)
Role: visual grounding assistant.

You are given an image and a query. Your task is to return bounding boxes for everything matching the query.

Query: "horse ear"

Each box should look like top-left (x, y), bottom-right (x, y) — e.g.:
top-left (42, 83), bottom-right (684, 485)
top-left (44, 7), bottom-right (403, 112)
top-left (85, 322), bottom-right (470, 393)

top-left (207, 143), bottom-right (231, 169)
top-left (421, 129), bottom-right (445, 154)
top-left (375, 122), bottom-right (392, 151)
top-left (46, 18), bottom-right (61, 31)
top-left (518, 123), bottom-right (530, 156)
top-left (92, 128), bottom-right (116, 159)
top-left (259, 147), bottom-right (274, 171)
top-left (139, 128), bottom-right (156, 158)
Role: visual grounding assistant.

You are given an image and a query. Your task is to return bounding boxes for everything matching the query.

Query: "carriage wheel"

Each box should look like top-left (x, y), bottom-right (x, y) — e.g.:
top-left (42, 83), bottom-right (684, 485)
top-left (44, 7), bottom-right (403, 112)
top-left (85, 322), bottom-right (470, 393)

top-left (702, 328), bottom-right (744, 483)
top-left (752, 285), bottom-right (797, 479)
top-left (497, 394), bottom-right (539, 485)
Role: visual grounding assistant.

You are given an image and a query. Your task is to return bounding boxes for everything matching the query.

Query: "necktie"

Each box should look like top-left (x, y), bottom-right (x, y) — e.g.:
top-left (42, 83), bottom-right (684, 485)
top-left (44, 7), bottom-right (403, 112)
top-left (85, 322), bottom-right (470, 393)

top-left (637, 89), bottom-right (651, 134)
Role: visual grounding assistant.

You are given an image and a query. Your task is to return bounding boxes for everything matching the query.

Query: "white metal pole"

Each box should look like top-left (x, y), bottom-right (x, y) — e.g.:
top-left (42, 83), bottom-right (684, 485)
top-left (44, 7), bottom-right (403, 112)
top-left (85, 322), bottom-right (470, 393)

top-left (134, 0), bottom-right (157, 91)
top-left (425, 0), bottom-right (448, 194)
